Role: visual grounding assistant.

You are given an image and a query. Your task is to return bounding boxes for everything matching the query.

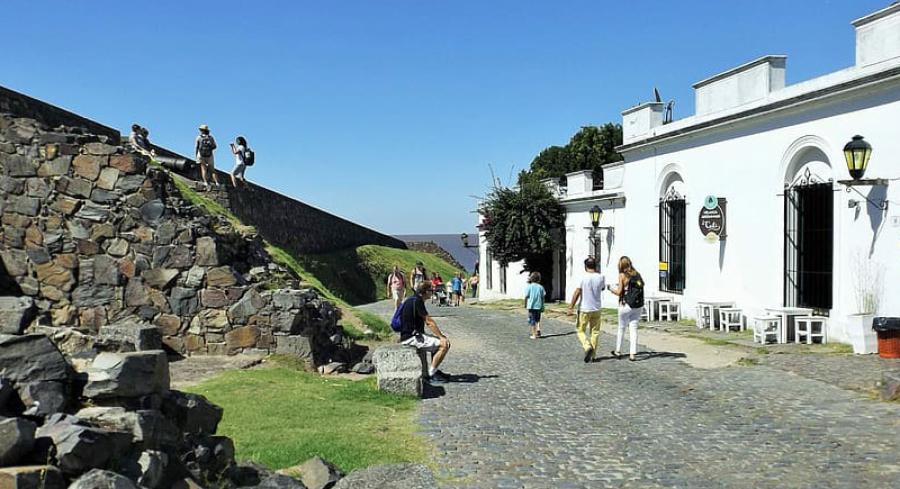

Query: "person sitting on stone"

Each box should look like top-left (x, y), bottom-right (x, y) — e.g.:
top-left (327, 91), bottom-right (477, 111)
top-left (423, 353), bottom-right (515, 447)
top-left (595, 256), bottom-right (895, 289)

top-left (129, 124), bottom-right (155, 157)
top-left (398, 282), bottom-right (451, 384)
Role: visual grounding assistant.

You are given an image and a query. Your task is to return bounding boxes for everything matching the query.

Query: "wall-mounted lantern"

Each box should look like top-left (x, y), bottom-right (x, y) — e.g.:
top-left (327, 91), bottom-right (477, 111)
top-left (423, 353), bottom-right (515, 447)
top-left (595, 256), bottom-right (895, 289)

top-left (843, 135), bottom-right (872, 181)
top-left (590, 205), bottom-right (602, 229)
top-left (460, 232), bottom-right (478, 248)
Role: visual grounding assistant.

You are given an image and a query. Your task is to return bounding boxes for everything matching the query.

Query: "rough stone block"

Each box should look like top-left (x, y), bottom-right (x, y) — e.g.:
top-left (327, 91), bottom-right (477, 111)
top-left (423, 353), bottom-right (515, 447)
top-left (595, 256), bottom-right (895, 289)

top-left (84, 350), bottom-right (170, 399)
top-left (34, 422), bottom-right (115, 475)
top-left (76, 407), bottom-right (179, 449)
top-left (882, 370), bottom-right (900, 402)
top-left (120, 450), bottom-right (168, 489)
top-left (68, 469), bottom-right (138, 489)
top-left (258, 474), bottom-right (308, 488)
top-left (275, 335), bottom-right (313, 361)
top-left (225, 326), bottom-right (260, 352)
top-left (0, 465), bottom-right (65, 489)
top-left (38, 155), bottom-right (72, 177)
top-left (154, 315), bottom-right (181, 336)
top-left (168, 288), bottom-right (199, 317)
top-left (200, 289), bottom-right (229, 308)
top-left (0, 417), bottom-right (37, 466)
top-left (72, 154), bottom-right (103, 180)
top-left (99, 321), bottom-right (163, 351)
top-left (228, 289), bottom-right (265, 325)
top-left (0, 297), bottom-right (35, 334)
top-left (195, 236), bottom-right (218, 266)
top-left (96, 166), bottom-right (120, 190)
top-left (18, 380), bottom-right (69, 416)
top-left (273, 290), bottom-right (304, 310)
top-left (142, 268), bottom-right (178, 290)
top-left (109, 154), bottom-right (144, 173)
top-left (0, 334), bottom-right (71, 384)
top-left (206, 267), bottom-right (238, 287)
top-left (161, 390), bottom-right (223, 435)
top-left (333, 464), bottom-right (436, 489)
top-left (372, 346), bottom-right (423, 397)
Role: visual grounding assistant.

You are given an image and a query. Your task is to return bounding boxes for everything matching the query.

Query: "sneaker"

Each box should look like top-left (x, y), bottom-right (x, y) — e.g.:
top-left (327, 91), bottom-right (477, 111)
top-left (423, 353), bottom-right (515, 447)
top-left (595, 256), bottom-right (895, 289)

top-left (536, 331), bottom-right (542, 338)
top-left (611, 350), bottom-right (621, 359)
top-left (429, 371), bottom-right (450, 383)
top-left (583, 348), bottom-right (594, 363)
top-left (529, 335), bottom-right (536, 340)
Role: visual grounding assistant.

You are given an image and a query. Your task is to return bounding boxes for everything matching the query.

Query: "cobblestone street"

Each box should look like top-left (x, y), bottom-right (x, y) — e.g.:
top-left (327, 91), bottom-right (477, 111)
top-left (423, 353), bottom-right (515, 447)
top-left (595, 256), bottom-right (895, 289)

top-left (362, 301), bottom-right (900, 489)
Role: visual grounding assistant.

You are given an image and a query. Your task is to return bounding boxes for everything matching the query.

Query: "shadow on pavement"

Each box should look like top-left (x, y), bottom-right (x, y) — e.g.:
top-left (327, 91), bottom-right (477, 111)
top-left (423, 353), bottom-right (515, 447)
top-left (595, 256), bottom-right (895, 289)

top-left (422, 374), bottom-right (499, 399)
top-left (634, 351), bottom-right (687, 362)
top-left (539, 331), bottom-right (576, 339)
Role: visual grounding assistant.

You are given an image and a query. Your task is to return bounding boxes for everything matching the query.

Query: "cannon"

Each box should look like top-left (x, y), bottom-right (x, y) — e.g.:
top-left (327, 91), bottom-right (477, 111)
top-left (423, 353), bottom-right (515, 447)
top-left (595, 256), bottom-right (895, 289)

top-left (154, 155), bottom-right (193, 172)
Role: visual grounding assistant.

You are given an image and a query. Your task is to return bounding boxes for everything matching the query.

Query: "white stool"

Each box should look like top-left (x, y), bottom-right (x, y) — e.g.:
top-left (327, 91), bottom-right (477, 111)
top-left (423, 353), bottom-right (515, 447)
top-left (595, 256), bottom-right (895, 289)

top-left (718, 308), bottom-right (743, 332)
top-left (795, 316), bottom-right (827, 344)
top-left (659, 302), bottom-right (680, 321)
top-left (753, 316), bottom-right (780, 344)
top-left (640, 305), bottom-right (649, 322)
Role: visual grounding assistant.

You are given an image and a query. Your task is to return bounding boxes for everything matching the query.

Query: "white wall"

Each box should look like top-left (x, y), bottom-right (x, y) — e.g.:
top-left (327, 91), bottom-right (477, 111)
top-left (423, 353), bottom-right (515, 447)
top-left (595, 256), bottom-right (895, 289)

top-left (476, 229), bottom-right (530, 302)
top-left (562, 199), bottom-right (626, 307)
top-left (620, 81), bottom-right (900, 342)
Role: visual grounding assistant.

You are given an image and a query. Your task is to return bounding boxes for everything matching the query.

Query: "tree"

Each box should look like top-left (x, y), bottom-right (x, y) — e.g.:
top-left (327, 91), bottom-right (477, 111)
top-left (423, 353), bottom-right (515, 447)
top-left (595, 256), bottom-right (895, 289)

top-left (479, 179), bottom-right (565, 267)
top-left (520, 123), bottom-right (623, 185)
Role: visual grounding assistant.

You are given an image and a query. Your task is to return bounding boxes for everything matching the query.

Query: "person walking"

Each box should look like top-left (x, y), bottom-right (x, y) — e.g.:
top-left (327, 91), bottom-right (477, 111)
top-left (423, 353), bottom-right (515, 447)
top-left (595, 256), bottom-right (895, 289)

top-left (410, 262), bottom-right (428, 292)
top-left (524, 272), bottom-right (546, 339)
top-left (386, 265), bottom-right (406, 310)
top-left (450, 273), bottom-right (463, 307)
top-left (608, 256), bottom-right (644, 361)
top-left (195, 124), bottom-right (220, 189)
top-left (398, 282), bottom-right (451, 384)
top-left (468, 273), bottom-right (479, 299)
top-left (230, 136), bottom-right (253, 187)
top-left (568, 257), bottom-right (606, 362)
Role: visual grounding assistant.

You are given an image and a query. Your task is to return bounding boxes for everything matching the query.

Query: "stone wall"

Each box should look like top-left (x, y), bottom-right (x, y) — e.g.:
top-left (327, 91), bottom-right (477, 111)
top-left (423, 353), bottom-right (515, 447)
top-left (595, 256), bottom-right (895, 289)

top-left (0, 86), bottom-right (119, 141)
top-left (0, 113), bottom-right (347, 363)
top-left (206, 180), bottom-right (407, 255)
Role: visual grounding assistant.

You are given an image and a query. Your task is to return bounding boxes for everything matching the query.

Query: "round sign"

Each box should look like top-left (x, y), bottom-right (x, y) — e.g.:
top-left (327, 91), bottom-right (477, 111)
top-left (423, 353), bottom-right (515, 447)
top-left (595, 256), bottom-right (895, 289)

top-left (698, 198), bottom-right (726, 241)
top-left (703, 195), bottom-right (718, 210)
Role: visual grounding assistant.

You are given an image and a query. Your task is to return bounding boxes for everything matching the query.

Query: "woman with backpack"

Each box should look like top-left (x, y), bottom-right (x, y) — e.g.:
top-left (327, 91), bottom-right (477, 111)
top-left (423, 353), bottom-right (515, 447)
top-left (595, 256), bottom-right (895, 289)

top-left (230, 136), bottom-right (254, 187)
top-left (195, 124), bottom-right (220, 189)
top-left (608, 256), bottom-right (644, 361)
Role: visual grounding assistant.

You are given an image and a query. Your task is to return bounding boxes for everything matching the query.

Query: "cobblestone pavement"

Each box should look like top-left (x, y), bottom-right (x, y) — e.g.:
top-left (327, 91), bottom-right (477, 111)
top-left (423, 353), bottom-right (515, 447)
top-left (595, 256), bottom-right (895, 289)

top-left (361, 301), bottom-right (900, 488)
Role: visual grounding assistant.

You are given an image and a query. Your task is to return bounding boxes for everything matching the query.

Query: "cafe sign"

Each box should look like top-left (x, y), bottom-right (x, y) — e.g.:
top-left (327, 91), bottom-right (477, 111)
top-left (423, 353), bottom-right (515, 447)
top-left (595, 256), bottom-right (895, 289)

top-left (699, 195), bottom-right (727, 242)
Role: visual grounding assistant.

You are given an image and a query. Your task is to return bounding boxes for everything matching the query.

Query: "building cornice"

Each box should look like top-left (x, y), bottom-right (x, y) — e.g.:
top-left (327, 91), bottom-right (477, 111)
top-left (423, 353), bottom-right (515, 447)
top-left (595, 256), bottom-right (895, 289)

top-left (617, 64), bottom-right (900, 154)
top-left (692, 55), bottom-right (787, 89)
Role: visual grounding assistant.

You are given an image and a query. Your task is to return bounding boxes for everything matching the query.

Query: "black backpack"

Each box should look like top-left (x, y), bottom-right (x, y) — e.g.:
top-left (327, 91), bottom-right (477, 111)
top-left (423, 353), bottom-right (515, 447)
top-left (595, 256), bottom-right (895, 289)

top-left (198, 135), bottom-right (216, 157)
top-left (623, 273), bottom-right (644, 309)
top-left (243, 147), bottom-right (255, 166)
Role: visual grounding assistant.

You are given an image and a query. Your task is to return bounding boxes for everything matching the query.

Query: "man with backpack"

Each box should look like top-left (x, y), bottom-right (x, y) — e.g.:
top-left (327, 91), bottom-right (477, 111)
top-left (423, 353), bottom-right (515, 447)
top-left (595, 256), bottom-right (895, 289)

top-left (391, 282), bottom-right (451, 383)
top-left (568, 257), bottom-right (606, 363)
top-left (195, 124), bottom-right (220, 189)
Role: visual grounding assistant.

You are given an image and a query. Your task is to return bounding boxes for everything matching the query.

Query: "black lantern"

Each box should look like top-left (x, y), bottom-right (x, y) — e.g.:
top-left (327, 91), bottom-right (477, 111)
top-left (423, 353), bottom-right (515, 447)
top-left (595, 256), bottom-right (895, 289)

top-left (460, 233), bottom-right (469, 248)
top-left (589, 205), bottom-right (602, 228)
top-left (843, 135), bottom-right (872, 181)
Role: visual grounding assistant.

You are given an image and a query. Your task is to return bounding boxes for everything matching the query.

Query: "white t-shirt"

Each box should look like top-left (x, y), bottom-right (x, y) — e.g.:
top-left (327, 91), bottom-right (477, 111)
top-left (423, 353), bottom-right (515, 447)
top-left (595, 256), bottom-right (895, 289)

top-left (579, 272), bottom-right (606, 312)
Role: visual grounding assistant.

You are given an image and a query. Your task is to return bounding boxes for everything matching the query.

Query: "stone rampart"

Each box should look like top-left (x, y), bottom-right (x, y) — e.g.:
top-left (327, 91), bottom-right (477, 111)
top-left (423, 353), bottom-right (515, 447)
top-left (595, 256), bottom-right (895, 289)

top-left (0, 113), bottom-right (348, 361)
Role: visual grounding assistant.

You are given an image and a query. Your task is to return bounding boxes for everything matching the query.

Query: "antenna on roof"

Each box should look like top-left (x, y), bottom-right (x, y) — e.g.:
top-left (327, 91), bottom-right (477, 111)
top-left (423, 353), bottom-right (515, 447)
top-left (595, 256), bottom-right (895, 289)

top-left (653, 87), bottom-right (662, 103)
top-left (664, 100), bottom-right (675, 124)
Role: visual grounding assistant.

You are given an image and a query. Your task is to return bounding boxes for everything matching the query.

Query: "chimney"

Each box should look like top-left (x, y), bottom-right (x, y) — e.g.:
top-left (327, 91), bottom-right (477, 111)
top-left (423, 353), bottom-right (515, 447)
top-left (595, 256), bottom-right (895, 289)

top-left (692, 55), bottom-right (786, 116)
top-left (853, 3), bottom-right (900, 68)
top-left (621, 102), bottom-right (665, 144)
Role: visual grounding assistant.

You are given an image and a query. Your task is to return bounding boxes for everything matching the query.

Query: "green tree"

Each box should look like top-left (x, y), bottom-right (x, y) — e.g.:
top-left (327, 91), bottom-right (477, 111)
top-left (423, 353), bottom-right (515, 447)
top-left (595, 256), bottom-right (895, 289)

top-left (520, 123), bottom-right (623, 184)
top-left (479, 179), bottom-right (565, 267)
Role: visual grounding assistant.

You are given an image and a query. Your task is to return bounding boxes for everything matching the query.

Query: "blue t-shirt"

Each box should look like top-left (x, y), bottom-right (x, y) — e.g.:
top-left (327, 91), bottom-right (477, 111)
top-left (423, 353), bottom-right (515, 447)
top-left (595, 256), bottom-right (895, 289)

top-left (450, 277), bottom-right (463, 292)
top-left (525, 283), bottom-right (545, 311)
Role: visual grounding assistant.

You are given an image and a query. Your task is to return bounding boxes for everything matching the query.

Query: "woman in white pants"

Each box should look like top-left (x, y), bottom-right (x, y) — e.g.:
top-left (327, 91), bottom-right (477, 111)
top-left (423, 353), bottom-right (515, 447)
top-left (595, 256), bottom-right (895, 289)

top-left (608, 256), bottom-right (643, 361)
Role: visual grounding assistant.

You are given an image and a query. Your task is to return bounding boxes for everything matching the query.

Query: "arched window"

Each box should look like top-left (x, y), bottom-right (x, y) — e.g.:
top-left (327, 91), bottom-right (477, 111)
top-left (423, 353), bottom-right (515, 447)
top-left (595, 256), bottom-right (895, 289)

top-left (659, 179), bottom-right (686, 293)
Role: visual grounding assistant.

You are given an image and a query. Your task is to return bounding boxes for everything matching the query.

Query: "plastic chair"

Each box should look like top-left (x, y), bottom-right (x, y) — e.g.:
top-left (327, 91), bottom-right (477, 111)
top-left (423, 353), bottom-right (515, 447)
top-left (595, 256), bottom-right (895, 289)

top-left (718, 308), bottom-right (743, 332)
top-left (659, 302), bottom-right (680, 321)
top-left (795, 316), bottom-right (827, 344)
top-left (753, 316), bottom-right (780, 344)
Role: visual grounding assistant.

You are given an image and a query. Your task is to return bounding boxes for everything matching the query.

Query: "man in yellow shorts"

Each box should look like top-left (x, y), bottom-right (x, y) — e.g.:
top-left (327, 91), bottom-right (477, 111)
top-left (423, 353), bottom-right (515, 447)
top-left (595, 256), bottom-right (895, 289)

top-left (568, 257), bottom-right (607, 362)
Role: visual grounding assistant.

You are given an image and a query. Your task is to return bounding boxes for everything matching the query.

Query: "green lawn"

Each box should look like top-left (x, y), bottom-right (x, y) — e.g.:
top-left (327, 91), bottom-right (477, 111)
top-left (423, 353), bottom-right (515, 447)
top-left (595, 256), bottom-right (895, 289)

top-left (297, 244), bottom-right (465, 306)
top-left (186, 363), bottom-right (426, 472)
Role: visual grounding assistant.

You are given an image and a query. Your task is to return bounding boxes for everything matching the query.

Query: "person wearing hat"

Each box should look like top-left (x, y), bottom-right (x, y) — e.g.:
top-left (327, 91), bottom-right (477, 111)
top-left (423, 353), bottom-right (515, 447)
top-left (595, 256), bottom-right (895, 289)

top-left (195, 124), bottom-right (220, 189)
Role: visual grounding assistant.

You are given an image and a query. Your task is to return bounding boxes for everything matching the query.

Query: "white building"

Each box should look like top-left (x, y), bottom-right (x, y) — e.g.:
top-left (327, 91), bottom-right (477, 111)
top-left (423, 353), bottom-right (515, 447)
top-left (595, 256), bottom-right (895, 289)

top-left (478, 4), bottom-right (900, 348)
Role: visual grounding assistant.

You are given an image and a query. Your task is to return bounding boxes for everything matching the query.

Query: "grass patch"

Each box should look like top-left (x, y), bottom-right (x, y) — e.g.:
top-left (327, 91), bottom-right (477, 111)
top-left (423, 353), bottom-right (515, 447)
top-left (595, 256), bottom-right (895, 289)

top-left (355, 309), bottom-right (392, 337)
top-left (186, 367), bottom-right (426, 472)
top-left (699, 337), bottom-right (733, 346)
top-left (296, 245), bottom-right (464, 306)
top-left (168, 172), bottom-right (251, 231)
top-left (737, 357), bottom-right (760, 367)
top-left (755, 347), bottom-right (771, 355)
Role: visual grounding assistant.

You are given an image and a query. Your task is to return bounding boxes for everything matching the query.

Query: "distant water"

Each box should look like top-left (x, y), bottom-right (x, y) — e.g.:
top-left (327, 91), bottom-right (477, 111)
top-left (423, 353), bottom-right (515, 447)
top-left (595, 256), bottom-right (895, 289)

top-left (395, 233), bottom-right (480, 272)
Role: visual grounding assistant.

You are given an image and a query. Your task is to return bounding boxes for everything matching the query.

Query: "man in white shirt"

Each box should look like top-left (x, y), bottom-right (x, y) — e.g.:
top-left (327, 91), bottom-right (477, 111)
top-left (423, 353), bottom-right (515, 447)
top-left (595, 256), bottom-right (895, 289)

top-left (568, 257), bottom-right (606, 362)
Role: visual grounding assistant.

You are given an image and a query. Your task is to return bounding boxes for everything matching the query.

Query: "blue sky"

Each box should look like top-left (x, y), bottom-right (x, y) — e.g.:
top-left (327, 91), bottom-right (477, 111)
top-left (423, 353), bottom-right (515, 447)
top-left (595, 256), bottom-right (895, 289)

top-left (3, 1), bottom-right (888, 234)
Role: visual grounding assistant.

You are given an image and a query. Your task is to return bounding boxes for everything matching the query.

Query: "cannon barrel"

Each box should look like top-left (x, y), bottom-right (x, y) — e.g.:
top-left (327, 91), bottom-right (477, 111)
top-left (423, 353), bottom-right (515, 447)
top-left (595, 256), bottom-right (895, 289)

top-left (154, 155), bottom-right (193, 172)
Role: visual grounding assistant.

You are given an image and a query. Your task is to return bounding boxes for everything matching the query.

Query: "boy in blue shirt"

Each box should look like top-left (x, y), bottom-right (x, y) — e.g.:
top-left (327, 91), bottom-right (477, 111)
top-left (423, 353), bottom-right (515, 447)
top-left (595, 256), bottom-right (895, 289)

top-left (524, 272), bottom-right (546, 339)
top-left (450, 273), bottom-right (464, 307)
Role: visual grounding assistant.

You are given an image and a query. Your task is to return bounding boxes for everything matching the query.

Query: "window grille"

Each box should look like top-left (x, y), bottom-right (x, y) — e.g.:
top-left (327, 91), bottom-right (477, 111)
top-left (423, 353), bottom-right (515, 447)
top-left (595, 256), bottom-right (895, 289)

top-left (659, 191), bottom-right (686, 293)
top-left (784, 179), bottom-right (833, 311)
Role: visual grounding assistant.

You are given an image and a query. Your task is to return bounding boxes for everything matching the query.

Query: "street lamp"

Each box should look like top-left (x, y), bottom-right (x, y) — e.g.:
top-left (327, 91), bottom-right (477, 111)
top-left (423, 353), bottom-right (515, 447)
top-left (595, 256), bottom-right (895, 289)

top-left (843, 135), bottom-right (872, 180)
top-left (589, 205), bottom-right (602, 228)
top-left (460, 233), bottom-right (478, 248)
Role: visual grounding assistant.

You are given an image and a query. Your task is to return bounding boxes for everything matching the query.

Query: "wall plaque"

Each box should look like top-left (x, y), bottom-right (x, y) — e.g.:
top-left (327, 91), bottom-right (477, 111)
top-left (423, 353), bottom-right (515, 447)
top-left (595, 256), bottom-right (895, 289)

top-left (699, 196), bottom-right (727, 242)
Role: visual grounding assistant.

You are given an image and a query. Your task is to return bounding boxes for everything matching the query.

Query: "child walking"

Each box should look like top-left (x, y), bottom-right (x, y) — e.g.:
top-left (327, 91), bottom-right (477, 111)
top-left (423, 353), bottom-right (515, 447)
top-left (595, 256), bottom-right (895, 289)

top-left (524, 272), bottom-right (546, 339)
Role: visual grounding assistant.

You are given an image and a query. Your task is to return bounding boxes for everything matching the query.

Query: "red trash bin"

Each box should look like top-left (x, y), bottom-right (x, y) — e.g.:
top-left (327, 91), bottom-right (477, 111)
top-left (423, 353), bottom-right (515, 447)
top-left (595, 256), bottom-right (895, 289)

top-left (873, 317), bottom-right (900, 359)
